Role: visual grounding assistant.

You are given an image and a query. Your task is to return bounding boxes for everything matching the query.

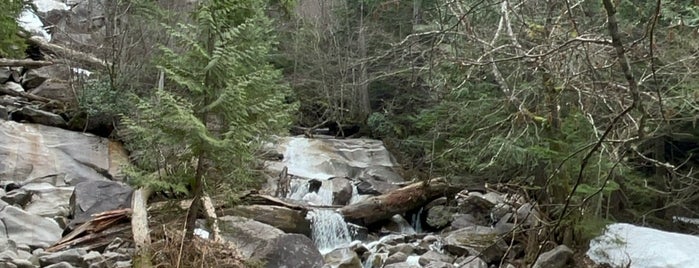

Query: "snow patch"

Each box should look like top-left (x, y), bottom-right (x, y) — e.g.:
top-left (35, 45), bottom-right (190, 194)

top-left (587, 223), bottom-right (699, 268)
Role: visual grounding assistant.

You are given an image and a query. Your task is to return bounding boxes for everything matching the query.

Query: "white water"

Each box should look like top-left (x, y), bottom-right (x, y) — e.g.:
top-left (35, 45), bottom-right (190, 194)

top-left (288, 178), bottom-right (351, 254)
top-left (411, 207), bottom-right (424, 233)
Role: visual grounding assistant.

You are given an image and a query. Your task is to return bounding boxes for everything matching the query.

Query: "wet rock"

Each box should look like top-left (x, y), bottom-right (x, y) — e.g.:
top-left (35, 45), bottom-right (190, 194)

top-left (425, 197), bottom-right (447, 209)
top-left (419, 250), bottom-right (454, 266)
top-left (385, 252), bottom-right (408, 265)
top-left (363, 253), bottom-right (387, 268)
top-left (219, 216), bottom-right (324, 268)
top-left (0, 200), bottom-right (62, 248)
top-left (457, 195), bottom-right (494, 226)
top-left (225, 205), bottom-right (311, 237)
top-left (10, 259), bottom-right (34, 268)
top-left (11, 107), bottom-right (67, 128)
top-left (329, 177), bottom-right (353, 205)
top-left (38, 248), bottom-right (87, 267)
top-left (384, 262), bottom-right (420, 268)
top-left (532, 245), bottom-right (573, 268)
top-left (0, 68), bottom-right (10, 83)
top-left (426, 205), bottom-right (453, 229)
top-left (0, 105), bottom-right (8, 120)
top-left (456, 256), bottom-right (487, 268)
top-left (81, 251), bottom-right (105, 267)
top-left (382, 215), bottom-right (416, 234)
top-left (347, 223), bottom-right (368, 241)
top-left (323, 247), bottom-right (361, 268)
top-left (516, 203), bottom-right (541, 227)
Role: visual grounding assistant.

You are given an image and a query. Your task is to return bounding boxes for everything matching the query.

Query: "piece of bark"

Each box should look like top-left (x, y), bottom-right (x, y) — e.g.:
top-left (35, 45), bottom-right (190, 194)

top-left (338, 178), bottom-right (462, 225)
top-left (0, 58), bottom-right (53, 67)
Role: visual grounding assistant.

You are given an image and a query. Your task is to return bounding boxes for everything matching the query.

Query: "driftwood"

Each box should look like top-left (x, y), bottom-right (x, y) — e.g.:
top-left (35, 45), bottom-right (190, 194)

top-left (131, 187), bottom-right (153, 268)
top-left (27, 36), bottom-right (109, 70)
top-left (47, 208), bottom-right (131, 252)
top-left (0, 58), bottom-right (53, 67)
top-left (201, 195), bottom-right (222, 243)
top-left (339, 178), bottom-right (463, 225)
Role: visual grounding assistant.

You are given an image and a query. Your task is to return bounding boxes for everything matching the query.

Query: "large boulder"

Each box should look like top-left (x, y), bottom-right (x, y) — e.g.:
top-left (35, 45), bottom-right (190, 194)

top-left (0, 120), bottom-right (128, 184)
top-left (271, 137), bottom-right (402, 182)
top-left (68, 180), bottom-right (132, 230)
top-left (10, 107), bottom-right (67, 128)
top-left (323, 247), bottom-right (362, 268)
top-left (22, 183), bottom-right (74, 218)
top-left (22, 65), bottom-right (73, 90)
top-left (328, 177), bottom-right (353, 205)
top-left (442, 226), bottom-right (507, 263)
top-left (27, 79), bottom-right (74, 103)
top-left (426, 205), bottom-right (454, 229)
top-left (0, 200), bottom-right (62, 248)
top-left (533, 245), bottom-right (573, 268)
top-left (219, 216), bottom-right (324, 268)
top-left (224, 205), bottom-right (311, 237)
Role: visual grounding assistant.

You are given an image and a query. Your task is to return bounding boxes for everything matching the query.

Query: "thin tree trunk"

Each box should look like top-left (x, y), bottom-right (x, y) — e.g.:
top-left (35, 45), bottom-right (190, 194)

top-left (357, 1), bottom-right (371, 120)
top-left (184, 154), bottom-right (205, 239)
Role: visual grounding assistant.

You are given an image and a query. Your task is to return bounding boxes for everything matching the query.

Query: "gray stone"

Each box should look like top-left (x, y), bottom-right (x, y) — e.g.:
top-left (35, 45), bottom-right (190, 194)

top-left (516, 203), bottom-right (541, 227)
top-left (219, 216), bottom-right (324, 268)
top-left (44, 262), bottom-right (74, 268)
top-left (323, 247), bottom-right (361, 268)
top-left (532, 245), bottom-right (573, 268)
top-left (456, 256), bottom-right (487, 268)
top-left (38, 248), bottom-right (86, 267)
top-left (0, 68), bottom-right (10, 83)
top-left (451, 214), bottom-right (478, 229)
top-left (68, 180), bottom-right (132, 230)
top-left (347, 223), bottom-right (368, 241)
top-left (9, 259), bottom-right (34, 268)
top-left (22, 65), bottom-right (73, 90)
top-left (0, 105), bottom-right (8, 120)
top-left (442, 226), bottom-right (507, 263)
top-left (424, 261), bottom-right (455, 268)
top-left (457, 196), bottom-right (494, 226)
top-left (419, 250), bottom-right (454, 266)
top-left (0, 200), bottom-right (62, 248)
top-left (387, 243), bottom-right (415, 256)
top-left (385, 252), bottom-right (408, 265)
top-left (114, 261), bottom-right (131, 268)
top-left (10, 107), bottom-right (67, 128)
top-left (101, 252), bottom-right (130, 263)
top-left (27, 79), bottom-right (73, 103)
top-left (384, 262), bottom-right (419, 268)
top-left (2, 82), bottom-right (23, 93)
top-left (328, 177), bottom-right (353, 206)
top-left (426, 205), bottom-right (453, 229)
top-left (81, 251), bottom-right (104, 267)
top-left (363, 253), bottom-right (387, 268)
top-left (1, 190), bottom-right (31, 207)
top-left (0, 262), bottom-right (17, 268)
top-left (224, 205), bottom-right (311, 236)
top-left (23, 183), bottom-right (74, 218)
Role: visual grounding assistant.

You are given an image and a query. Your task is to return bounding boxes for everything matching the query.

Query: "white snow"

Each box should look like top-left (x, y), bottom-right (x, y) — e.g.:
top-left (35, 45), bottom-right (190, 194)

top-left (193, 228), bottom-right (209, 239)
top-left (587, 223), bottom-right (699, 268)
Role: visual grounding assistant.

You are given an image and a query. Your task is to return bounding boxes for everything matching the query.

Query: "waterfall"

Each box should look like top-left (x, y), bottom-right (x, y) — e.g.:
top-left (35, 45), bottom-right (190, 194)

top-left (411, 207), bottom-right (424, 233)
top-left (288, 178), bottom-right (351, 253)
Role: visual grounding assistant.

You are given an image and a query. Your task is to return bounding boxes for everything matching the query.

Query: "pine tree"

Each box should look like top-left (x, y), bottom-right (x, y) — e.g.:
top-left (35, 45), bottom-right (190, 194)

top-left (124, 0), bottom-right (292, 237)
top-left (1, 0), bottom-right (26, 58)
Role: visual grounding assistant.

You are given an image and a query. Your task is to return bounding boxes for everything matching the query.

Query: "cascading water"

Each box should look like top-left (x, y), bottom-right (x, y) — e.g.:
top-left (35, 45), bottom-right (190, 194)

top-left (411, 207), bottom-right (424, 233)
top-left (287, 179), bottom-right (351, 253)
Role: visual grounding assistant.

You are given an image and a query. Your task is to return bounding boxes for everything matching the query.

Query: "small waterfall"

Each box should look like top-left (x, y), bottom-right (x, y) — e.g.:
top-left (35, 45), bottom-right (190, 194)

top-left (411, 207), bottom-right (424, 233)
top-left (288, 178), bottom-right (351, 253)
top-left (308, 209), bottom-right (352, 254)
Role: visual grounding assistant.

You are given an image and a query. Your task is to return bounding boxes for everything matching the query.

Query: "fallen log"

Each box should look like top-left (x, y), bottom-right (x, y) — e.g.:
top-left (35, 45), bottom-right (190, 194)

top-left (0, 84), bottom-right (54, 103)
top-left (27, 36), bottom-right (109, 70)
top-left (0, 58), bottom-right (53, 67)
top-left (338, 178), bottom-right (463, 225)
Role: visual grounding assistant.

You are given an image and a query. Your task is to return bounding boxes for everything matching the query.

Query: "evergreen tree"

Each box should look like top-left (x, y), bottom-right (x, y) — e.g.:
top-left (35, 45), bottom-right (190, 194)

top-left (124, 0), bottom-right (292, 237)
top-left (1, 0), bottom-right (26, 58)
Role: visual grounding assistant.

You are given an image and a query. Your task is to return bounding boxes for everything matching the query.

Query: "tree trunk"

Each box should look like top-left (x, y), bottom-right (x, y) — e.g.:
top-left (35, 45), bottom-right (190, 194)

top-left (131, 187), bottom-right (153, 268)
top-left (184, 154), bottom-right (205, 239)
top-left (356, 1), bottom-right (371, 120)
top-left (339, 178), bottom-right (462, 225)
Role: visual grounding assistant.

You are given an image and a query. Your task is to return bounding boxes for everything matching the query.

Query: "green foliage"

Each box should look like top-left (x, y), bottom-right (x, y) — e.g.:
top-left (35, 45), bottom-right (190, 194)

top-left (124, 0), bottom-right (293, 193)
top-left (1, 0), bottom-right (26, 58)
top-left (78, 77), bottom-right (132, 117)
